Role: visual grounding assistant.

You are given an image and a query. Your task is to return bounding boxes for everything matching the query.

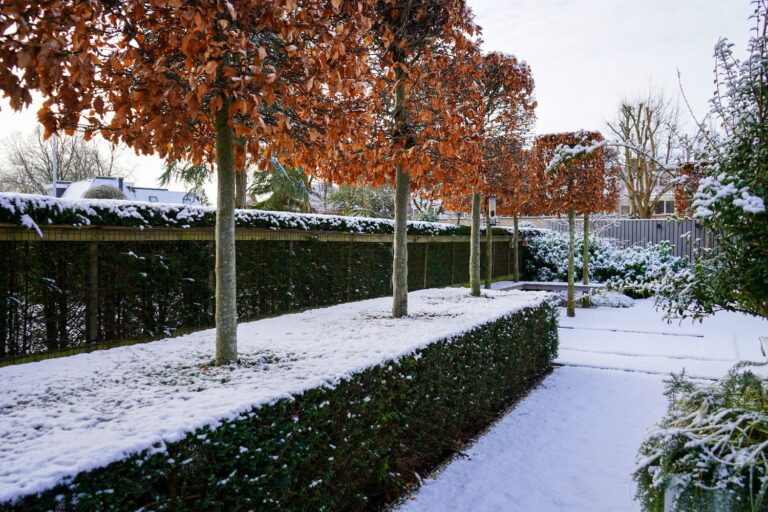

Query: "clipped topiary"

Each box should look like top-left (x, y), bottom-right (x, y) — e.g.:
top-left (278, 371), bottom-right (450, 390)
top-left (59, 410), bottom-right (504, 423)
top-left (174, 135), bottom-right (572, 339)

top-left (82, 185), bottom-right (126, 200)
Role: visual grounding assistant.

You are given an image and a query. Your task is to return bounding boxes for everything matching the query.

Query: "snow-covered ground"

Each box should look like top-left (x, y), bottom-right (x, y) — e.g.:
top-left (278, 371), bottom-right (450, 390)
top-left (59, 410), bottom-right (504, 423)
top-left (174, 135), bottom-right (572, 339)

top-left (0, 288), bottom-right (548, 503)
top-left (399, 299), bottom-right (768, 512)
top-left (399, 366), bottom-right (667, 512)
top-left (558, 299), bottom-right (767, 379)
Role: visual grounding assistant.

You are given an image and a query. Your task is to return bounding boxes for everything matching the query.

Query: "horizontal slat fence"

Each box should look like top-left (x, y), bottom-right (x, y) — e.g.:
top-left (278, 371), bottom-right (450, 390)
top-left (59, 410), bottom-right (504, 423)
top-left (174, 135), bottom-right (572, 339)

top-left (536, 218), bottom-right (713, 259)
top-left (0, 226), bottom-right (516, 364)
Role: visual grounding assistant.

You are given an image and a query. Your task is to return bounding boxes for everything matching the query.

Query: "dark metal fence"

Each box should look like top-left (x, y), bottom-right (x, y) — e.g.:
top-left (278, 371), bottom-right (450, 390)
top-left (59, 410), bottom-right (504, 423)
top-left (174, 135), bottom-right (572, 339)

top-left (0, 226), bottom-right (515, 364)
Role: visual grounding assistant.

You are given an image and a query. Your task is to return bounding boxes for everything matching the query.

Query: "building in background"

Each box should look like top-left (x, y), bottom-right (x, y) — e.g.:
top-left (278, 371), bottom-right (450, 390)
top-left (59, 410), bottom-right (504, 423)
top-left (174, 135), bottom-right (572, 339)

top-left (47, 176), bottom-right (201, 205)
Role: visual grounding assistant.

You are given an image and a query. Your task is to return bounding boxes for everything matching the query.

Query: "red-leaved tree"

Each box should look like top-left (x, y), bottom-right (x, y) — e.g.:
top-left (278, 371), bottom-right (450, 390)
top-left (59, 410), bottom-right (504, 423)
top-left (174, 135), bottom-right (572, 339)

top-left (0, 0), bottom-right (375, 363)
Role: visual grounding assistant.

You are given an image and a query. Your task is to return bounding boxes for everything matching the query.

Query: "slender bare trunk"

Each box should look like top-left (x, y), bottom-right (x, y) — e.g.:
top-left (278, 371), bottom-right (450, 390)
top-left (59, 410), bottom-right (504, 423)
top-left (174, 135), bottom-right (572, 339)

top-left (484, 203), bottom-right (492, 289)
top-left (235, 168), bottom-right (247, 209)
top-left (215, 96), bottom-right (238, 365)
top-left (567, 207), bottom-right (576, 317)
top-left (512, 215), bottom-right (520, 281)
top-left (391, 53), bottom-right (410, 318)
top-left (470, 191), bottom-right (481, 297)
top-left (581, 213), bottom-right (591, 308)
top-left (392, 165), bottom-right (410, 317)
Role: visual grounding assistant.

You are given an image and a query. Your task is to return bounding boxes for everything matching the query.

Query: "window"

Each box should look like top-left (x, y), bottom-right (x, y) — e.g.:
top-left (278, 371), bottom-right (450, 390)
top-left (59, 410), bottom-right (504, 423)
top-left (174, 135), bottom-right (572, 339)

top-left (182, 195), bottom-right (193, 204)
top-left (148, 196), bottom-right (158, 203)
top-left (654, 200), bottom-right (675, 215)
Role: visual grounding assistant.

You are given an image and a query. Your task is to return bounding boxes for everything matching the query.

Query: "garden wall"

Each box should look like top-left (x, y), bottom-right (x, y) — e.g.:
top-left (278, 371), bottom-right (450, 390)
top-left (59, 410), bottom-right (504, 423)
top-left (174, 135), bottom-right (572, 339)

top-left (0, 194), bottom-right (523, 363)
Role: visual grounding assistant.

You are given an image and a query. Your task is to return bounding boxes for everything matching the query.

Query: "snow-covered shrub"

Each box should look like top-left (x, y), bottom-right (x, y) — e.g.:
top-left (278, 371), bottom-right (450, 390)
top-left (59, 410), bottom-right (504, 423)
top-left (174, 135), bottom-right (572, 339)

top-left (549, 290), bottom-right (634, 308)
top-left (634, 363), bottom-right (768, 512)
top-left (590, 291), bottom-right (635, 308)
top-left (0, 192), bottom-right (513, 237)
top-left (524, 230), bottom-right (686, 297)
top-left (8, 302), bottom-right (558, 511)
top-left (656, 1), bottom-right (768, 321)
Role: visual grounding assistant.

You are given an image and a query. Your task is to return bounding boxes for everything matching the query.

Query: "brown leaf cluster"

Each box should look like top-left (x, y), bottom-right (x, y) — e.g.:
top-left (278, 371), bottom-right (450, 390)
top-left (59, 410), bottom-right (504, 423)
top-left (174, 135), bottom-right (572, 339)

top-left (0, 0), bottom-right (375, 171)
top-left (439, 51), bottom-right (537, 213)
top-left (673, 162), bottom-right (701, 217)
top-left (530, 131), bottom-right (618, 215)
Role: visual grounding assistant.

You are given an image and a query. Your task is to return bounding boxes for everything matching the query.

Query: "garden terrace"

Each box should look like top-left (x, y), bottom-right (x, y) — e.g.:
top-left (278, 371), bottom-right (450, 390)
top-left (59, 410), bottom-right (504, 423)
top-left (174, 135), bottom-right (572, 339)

top-left (0, 288), bottom-right (557, 511)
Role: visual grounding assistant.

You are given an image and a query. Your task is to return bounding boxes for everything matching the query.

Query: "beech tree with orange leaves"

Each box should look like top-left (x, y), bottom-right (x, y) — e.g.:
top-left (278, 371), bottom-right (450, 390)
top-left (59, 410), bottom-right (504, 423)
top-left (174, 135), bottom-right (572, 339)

top-left (495, 145), bottom-right (546, 281)
top-left (674, 162), bottom-right (703, 217)
top-left (440, 52), bottom-right (535, 295)
top-left (317, 0), bottom-right (483, 317)
top-left (534, 131), bottom-right (614, 316)
top-left (0, 0), bottom-right (375, 363)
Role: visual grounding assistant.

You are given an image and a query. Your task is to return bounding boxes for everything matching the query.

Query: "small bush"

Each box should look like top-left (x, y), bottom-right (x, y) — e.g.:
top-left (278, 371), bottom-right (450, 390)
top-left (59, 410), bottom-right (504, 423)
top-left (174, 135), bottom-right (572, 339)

top-left (7, 301), bottom-right (558, 511)
top-left (82, 185), bottom-right (126, 200)
top-left (634, 364), bottom-right (768, 512)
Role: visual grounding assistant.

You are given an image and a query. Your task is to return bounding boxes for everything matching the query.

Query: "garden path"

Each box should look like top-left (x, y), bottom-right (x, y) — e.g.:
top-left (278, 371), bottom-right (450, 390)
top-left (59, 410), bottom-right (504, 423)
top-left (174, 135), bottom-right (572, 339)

top-left (397, 298), bottom-right (768, 512)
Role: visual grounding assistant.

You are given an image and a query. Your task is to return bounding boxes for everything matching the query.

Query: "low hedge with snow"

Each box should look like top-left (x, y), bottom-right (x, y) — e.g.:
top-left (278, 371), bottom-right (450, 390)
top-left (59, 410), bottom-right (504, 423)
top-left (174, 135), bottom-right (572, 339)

top-left (1, 288), bottom-right (558, 511)
top-left (523, 230), bottom-right (687, 297)
top-left (634, 363), bottom-right (768, 512)
top-left (0, 193), bottom-right (512, 237)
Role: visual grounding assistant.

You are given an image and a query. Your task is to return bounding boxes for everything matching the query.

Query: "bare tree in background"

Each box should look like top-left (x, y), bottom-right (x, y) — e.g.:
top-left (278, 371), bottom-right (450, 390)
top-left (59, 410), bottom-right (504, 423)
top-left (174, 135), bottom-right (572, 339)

top-left (607, 91), bottom-right (686, 218)
top-left (0, 128), bottom-right (127, 194)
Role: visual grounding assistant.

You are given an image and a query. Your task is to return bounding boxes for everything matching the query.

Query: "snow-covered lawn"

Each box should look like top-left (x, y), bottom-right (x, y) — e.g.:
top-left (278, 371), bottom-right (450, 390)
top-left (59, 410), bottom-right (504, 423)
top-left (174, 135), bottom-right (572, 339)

top-left (558, 299), bottom-right (767, 379)
top-left (399, 299), bottom-right (768, 512)
top-left (0, 288), bottom-right (548, 503)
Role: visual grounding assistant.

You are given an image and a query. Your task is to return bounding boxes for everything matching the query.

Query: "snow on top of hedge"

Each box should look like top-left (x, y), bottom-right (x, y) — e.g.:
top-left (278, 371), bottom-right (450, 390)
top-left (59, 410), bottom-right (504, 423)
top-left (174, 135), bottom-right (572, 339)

top-left (0, 287), bottom-right (550, 503)
top-left (0, 193), bottom-right (514, 237)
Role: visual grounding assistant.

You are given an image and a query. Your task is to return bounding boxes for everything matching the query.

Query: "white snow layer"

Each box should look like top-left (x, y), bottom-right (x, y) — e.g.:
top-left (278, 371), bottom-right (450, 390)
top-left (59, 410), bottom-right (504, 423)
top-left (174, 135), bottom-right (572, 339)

top-left (0, 288), bottom-right (549, 503)
top-left (556, 299), bottom-right (768, 379)
top-left (400, 299), bottom-right (767, 511)
top-left (399, 366), bottom-right (668, 512)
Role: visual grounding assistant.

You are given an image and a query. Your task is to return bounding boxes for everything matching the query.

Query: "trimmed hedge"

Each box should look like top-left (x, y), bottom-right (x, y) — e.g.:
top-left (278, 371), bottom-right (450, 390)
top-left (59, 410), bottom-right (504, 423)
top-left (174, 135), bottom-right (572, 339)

top-left (0, 193), bottom-right (511, 236)
top-left (7, 300), bottom-right (558, 511)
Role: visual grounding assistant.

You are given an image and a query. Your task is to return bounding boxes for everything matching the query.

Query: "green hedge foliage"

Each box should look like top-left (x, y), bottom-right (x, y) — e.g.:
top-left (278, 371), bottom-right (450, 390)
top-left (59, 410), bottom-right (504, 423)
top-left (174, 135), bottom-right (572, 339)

top-left (7, 301), bottom-right (558, 511)
top-left (0, 239), bottom-right (515, 361)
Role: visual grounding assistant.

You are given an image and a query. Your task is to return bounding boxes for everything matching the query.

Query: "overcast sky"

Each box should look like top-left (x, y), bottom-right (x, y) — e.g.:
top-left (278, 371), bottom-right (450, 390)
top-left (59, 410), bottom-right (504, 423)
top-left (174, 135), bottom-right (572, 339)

top-left (0, 0), bottom-right (755, 197)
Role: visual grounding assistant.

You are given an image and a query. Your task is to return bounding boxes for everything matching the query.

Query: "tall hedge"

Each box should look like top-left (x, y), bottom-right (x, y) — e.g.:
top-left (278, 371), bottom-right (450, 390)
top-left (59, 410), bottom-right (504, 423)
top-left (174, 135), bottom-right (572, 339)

top-left (7, 300), bottom-right (558, 511)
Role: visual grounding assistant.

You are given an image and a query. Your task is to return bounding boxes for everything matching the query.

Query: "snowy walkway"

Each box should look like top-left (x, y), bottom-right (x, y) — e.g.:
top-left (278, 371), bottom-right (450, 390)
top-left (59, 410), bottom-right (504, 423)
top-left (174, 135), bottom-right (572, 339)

top-left (399, 299), bottom-right (768, 512)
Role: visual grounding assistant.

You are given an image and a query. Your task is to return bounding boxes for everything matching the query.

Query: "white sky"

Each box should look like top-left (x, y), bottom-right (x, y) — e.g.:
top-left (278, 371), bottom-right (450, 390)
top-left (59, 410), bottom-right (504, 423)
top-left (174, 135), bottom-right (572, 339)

top-left (0, 0), bottom-right (755, 201)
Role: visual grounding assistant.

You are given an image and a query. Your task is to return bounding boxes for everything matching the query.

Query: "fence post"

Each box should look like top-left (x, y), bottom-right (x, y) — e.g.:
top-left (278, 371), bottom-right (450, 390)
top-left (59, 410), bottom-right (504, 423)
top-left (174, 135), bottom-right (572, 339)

top-left (285, 241), bottom-right (293, 311)
top-left (86, 242), bottom-right (99, 343)
top-left (450, 242), bottom-right (456, 285)
top-left (346, 243), bottom-right (352, 302)
top-left (422, 243), bottom-right (429, 289)
top-left (207, 241), bottom-right (215, 317)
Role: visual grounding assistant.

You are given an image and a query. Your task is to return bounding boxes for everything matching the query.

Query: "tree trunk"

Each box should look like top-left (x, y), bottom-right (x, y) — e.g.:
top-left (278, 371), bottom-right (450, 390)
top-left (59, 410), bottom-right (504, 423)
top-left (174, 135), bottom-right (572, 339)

top-left (470, 191), bottom-right (481, 297)
top-left (214, 96), bottom-right (238, 365)
top-left (567, 207), bottom-right (576, 317)
top-left (235, 168), bottom-right (247, 209)
top-left (392, 165), bottom-right (410, 317)
top-left (391, 56), bottom-right (410, 318)
top-left (581, 213), bottom-right (591, 308)
top-left (484, 203), bottom-right (492, 289)
top-left (512, 215), bottom-right (520, 281)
